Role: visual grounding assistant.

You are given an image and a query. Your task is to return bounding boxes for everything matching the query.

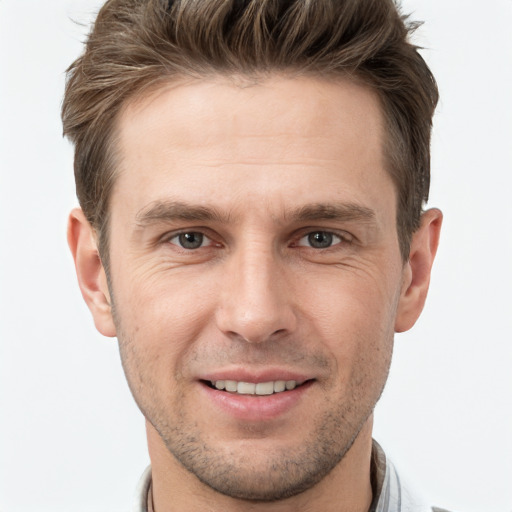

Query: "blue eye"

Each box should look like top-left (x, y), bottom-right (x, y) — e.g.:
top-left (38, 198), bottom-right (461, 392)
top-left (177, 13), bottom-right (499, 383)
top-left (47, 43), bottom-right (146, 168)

top-left (298, 231), bottom-right (343, 249)
top-left (170, 232), bottom-right (209, 249)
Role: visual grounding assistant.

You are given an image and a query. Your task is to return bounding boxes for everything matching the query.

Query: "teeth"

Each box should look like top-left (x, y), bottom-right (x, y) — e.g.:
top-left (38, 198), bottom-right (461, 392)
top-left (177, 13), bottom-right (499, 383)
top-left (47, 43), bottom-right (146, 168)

top-left (274, 380), bottom-right (286, 393)
top-left (255, 382), bottom-right (274, 395)
top-left (211, 380), bottom-right (299, 395)
top-left (286, 380), bottom-right (297, 390)
top-left (237, 382), bottom-right (256, 394)
top-left (225, 380), bottom-right (237, 392)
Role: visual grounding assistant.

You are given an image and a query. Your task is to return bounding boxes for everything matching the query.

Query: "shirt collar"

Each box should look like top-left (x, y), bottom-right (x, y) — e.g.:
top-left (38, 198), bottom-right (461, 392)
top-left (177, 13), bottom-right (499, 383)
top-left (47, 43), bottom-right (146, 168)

top-left (132, 440), bottom-right (431, 512)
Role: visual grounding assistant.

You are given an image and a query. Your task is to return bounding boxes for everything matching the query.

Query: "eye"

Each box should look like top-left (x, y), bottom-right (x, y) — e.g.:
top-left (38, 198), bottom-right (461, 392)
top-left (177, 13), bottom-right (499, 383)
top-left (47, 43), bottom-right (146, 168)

top-left (297, 231), bottom-right (344, 249)
top-left (169, 232), bottom-right (211, 250)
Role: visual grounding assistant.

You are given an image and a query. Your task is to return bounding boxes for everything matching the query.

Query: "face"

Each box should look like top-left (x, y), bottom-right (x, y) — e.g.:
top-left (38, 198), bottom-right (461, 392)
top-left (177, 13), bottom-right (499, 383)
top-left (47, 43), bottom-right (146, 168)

top-left (105, 76), bottom-right (407, 500)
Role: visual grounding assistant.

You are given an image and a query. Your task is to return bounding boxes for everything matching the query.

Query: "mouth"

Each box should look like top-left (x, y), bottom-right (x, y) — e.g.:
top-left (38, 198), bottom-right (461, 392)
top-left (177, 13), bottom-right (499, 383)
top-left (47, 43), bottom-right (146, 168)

top-left (202, 379), bottom-right (312, 396)
top-left (199, 375), bottom-right (316, 421)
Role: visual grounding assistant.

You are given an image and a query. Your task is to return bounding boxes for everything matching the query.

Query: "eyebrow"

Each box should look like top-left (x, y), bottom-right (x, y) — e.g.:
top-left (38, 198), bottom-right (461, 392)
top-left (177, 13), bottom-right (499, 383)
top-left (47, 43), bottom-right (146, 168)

top-left (287, 203), bottom-right (376, 224)
top-left (135, 199), bottom-right (376, 228)
top-left (135, 200), bottom-right (233, 227)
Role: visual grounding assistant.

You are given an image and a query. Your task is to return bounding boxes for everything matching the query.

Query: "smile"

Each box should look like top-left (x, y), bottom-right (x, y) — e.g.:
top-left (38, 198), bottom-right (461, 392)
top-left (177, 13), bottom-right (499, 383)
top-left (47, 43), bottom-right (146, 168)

top-left (200, 378), bottom-right (315, 420)
top-left (208, 380), bottom-right (303, 395)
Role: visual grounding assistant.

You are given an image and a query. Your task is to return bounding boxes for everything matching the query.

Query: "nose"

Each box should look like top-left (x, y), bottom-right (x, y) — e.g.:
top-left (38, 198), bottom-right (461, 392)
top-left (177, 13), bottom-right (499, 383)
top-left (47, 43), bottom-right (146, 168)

top-left (215, 242), bottom-right (297, 344)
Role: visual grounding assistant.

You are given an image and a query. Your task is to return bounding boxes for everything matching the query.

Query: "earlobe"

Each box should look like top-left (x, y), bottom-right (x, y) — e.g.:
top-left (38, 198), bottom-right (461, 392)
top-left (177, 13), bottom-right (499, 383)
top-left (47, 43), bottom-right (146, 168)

top-left (67, 208), bottom-right (117, 337)
top-left (395, 208), bottom-right (443, 333)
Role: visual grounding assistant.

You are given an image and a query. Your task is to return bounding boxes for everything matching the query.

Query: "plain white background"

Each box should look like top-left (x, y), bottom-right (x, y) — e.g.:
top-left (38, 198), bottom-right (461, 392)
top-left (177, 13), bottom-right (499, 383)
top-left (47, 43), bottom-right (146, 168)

top-left (1, 1), bottom-right (511, 511)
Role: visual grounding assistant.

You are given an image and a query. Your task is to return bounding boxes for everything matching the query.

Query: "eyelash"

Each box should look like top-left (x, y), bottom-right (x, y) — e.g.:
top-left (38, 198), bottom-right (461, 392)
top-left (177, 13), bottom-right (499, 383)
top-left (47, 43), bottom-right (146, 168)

top-left (164, 229), bottom-right (353, 251)
top-left (166, 231), bottom-right (217, 250)
top-left (294, 230), bottom-right (352, 249)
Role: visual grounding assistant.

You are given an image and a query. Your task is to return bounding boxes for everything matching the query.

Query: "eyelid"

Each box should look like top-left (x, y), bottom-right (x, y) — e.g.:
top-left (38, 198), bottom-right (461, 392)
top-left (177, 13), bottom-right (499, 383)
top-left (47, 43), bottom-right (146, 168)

top-left (293, 229), bottom-right (354, 247)
top-left (158, 227), bottom-right (354, 250)
top-left (170, 232), bottom-right (211, 248)
top-left (161, 228), bottom-right (220, 248)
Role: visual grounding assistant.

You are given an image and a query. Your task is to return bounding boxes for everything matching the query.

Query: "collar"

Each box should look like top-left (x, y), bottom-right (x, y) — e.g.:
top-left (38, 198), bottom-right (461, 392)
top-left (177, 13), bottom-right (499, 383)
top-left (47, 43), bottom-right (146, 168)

top-left (132, 440), bottom-right (433, 512)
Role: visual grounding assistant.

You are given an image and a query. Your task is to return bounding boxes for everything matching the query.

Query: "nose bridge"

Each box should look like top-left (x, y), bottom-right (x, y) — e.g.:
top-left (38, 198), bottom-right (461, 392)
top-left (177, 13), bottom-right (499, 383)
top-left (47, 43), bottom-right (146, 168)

top-left (216, 235), bottom-right (296, 343)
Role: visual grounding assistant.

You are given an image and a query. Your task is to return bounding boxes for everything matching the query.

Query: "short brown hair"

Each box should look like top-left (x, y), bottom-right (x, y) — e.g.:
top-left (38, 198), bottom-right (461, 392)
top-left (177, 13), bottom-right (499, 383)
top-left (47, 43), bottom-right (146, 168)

top-left (62, 0), bottom-right (438, 262)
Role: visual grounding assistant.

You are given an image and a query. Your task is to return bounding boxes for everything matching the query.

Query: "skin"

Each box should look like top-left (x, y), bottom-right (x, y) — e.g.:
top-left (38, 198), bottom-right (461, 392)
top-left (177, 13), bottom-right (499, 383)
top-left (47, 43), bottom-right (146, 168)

top-left (68, 75), bottom-right (442, 512)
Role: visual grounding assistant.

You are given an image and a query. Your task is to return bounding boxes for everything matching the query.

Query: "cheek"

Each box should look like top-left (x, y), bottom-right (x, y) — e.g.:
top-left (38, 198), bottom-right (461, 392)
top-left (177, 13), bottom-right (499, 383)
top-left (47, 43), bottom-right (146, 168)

top-left (111, 267), bottom-right (219, 378)
top-left (300, 264), bottom-right (400, 332)
top-left (298, 266), bottom-right (399, 370)
top-left (306, 280), bottom-right (395, 413)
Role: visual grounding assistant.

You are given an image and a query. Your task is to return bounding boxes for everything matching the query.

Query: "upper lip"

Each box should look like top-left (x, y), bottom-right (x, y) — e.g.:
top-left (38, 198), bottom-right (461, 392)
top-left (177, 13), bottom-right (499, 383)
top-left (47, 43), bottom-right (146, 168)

top-left (199, 368), bottom-right (314, 385)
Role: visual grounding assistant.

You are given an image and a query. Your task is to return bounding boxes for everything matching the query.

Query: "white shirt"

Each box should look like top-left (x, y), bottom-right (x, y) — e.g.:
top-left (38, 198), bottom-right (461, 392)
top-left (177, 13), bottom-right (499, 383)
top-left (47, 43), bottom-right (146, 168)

top-left (131, 442), bottom-right (447, 512)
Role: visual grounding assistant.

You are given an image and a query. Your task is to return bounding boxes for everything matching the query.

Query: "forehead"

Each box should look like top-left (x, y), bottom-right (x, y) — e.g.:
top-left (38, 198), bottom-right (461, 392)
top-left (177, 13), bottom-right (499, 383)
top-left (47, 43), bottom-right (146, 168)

top-left (119, 74), bottom-right (384, 159)
top-left (112, 75), bottom-right (393, 221)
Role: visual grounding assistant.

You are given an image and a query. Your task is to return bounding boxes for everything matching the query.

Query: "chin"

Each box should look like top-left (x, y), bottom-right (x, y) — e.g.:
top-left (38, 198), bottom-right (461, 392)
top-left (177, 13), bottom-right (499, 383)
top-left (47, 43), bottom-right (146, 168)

top-left (156, 405), bottom-right (368, 502)
top-left (180, 450), bottom-right (340, 502)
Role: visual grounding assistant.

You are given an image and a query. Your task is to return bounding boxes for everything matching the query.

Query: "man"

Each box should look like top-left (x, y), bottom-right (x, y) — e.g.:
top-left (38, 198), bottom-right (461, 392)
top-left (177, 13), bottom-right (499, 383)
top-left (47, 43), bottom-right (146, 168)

top-left (63, 0), bottom-right (446, 511)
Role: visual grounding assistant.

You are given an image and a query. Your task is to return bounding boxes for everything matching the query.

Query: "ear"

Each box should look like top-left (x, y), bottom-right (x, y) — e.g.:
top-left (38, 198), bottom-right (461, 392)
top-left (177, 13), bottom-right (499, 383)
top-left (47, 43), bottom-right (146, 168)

top-left (395, 208), bottom-right (443, 333)
top-left (67, 208), bottom-right (117, 337)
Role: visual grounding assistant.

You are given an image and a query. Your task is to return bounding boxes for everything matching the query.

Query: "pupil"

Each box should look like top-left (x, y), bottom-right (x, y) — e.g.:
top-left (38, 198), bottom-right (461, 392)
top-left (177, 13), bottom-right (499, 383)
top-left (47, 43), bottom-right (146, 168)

top-left (308, 232), bottom-right (332, 248)
top-left (179, 232), bottom-right (203, 249)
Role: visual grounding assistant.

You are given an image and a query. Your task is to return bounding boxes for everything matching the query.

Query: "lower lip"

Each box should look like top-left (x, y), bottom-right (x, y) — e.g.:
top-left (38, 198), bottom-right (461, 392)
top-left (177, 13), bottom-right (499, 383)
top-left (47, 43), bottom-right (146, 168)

top-left (200, 381), bottom-right (314, 422)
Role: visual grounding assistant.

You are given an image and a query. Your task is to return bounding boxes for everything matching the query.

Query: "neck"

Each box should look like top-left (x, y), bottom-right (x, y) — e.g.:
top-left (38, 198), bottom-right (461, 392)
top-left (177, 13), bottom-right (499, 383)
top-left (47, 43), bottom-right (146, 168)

top-left (147, 417), bottom-right (374, 512)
